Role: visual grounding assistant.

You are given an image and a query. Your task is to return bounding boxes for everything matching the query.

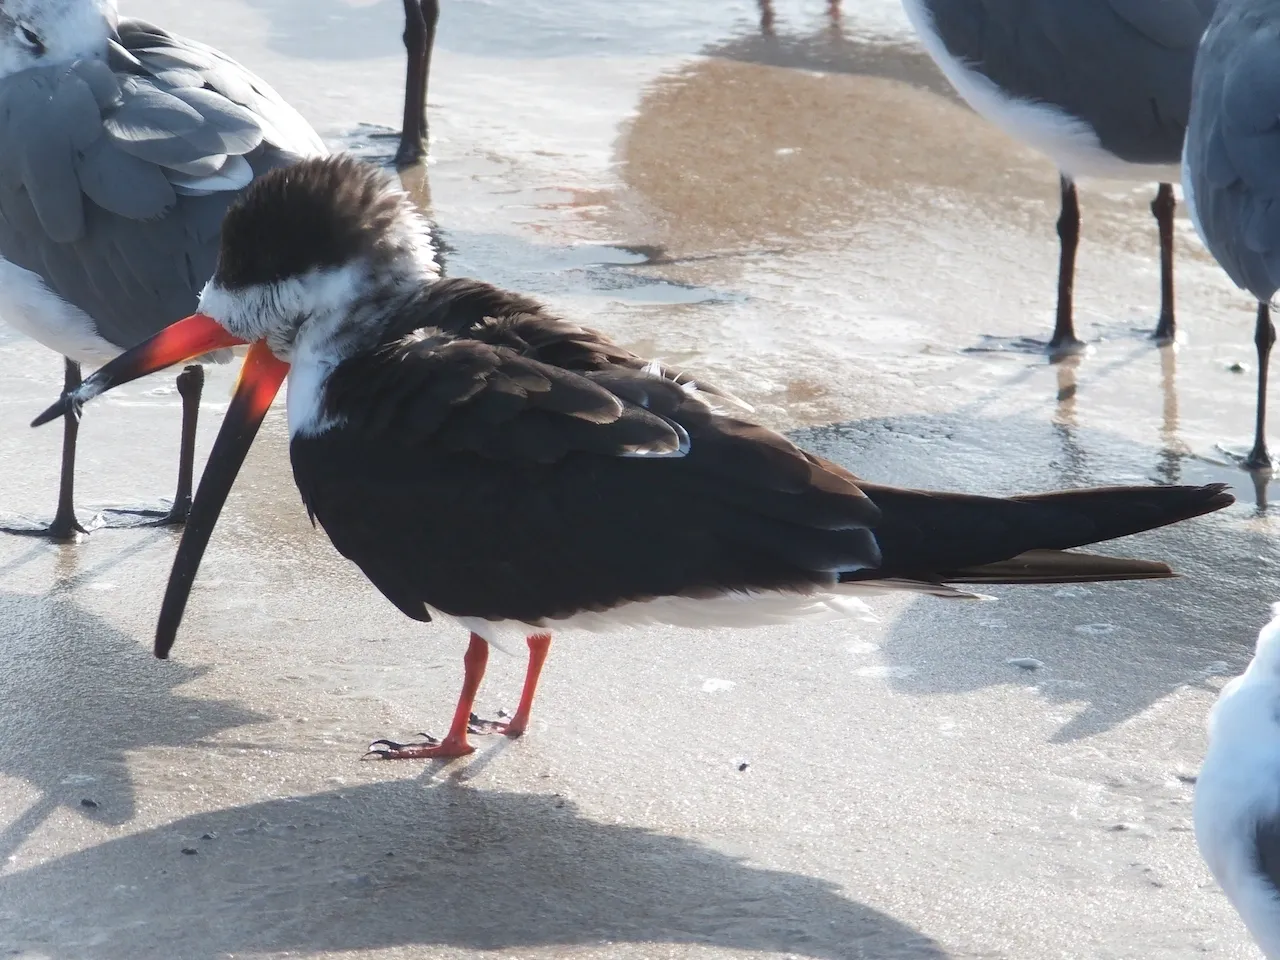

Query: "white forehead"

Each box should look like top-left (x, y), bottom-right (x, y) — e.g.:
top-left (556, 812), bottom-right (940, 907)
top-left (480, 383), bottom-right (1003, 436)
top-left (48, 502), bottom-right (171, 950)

top-left (198, 263), bottom-right (366, 339)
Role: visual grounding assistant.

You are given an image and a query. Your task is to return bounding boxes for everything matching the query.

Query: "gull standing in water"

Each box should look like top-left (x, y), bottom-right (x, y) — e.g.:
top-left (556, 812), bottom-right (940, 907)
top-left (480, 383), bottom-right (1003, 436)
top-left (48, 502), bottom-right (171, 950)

top-left (902, 0), bottom-right (1217, 355)
top-left (0, 0), bottom-right (327, 539)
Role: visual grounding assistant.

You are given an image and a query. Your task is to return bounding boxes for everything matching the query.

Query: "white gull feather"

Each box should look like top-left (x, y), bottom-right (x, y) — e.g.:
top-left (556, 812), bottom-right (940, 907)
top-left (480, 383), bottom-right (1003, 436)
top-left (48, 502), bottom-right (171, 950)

top-left (1195, 602), bottom-right (1280, 960)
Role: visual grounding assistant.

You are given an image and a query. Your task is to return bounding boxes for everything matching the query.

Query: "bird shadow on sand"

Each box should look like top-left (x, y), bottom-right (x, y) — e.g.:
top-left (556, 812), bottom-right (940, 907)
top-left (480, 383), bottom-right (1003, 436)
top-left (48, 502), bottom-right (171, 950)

top-left (0, 580), bottom-right (265, 863)
top-left (790, 405), bottom-right (1266, 744)
top-left (0, 776), bottom-right (952, 960)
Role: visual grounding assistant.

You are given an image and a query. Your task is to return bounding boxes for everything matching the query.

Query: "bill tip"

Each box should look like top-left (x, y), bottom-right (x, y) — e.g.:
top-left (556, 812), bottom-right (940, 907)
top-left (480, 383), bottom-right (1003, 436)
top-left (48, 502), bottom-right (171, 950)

top-left (30, 397), bottom-right (70, 428)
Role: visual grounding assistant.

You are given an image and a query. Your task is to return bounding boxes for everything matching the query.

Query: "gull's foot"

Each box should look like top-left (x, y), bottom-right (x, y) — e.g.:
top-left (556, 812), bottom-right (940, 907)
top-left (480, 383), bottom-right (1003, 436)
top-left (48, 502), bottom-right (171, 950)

top-left (363, 123), bottom-right (405, 140)
top-left (0, 511), bottom-right (100, 542)
top-left (963, 334), bottom-right (1049, 355)
top-left (363, 732), bottom-right (474, 761)
top-left (1215, 441), bottom-right (1274, 473)
top-left (964, 334), bottom-right (1092, 362)
top-left (99, 503), bottom-right (188, 528)
top-left (1150, 313), bottom-right (1177, 346)
top-left (1138, 325), bottom-right (1181, 347)
top-left (1045, 334), bottom-right (1089, 362)
top-left (393, 135), bottom-right (426, 168)
top-left (1244, 451), bottom-right (1275, 473)
top-left (339, 124), bottom-right (426, 169)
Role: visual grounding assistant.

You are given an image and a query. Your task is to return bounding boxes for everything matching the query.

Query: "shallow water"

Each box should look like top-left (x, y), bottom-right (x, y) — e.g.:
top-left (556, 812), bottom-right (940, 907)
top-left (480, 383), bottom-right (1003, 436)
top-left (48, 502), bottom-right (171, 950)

top-left (0, 1), bottom-right (1269, 957)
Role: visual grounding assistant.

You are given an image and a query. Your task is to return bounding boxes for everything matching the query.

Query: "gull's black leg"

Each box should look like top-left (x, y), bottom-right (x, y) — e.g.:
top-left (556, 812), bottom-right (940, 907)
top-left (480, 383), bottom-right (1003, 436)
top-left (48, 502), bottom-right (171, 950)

top-left (161, 364), bottom-right (204, 525)
top-left (1246, 301), bottom-right (1275, 471)
top-left (1048, 175), bottom-right (1085, 358)
top-left (1152, 182), bottom-right (1177, 343)
top-left (4, 358), bottom-right (90, 541)
top-left (47, 358), bottom-right (88, 540)
top-left (395, 0), bottom-right (439, 167)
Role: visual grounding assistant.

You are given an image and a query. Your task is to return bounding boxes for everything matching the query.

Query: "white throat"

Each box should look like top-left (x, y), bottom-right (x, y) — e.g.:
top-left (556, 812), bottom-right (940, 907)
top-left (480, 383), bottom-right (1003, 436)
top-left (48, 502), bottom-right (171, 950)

top-left (285, 343), bottom-right (343, 439)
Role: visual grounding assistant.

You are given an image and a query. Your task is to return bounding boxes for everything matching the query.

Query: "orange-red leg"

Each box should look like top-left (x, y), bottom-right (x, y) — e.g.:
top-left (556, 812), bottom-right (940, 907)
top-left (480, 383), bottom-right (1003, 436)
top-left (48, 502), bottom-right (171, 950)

top-left (470, 632), bottom-right (553, 738)
top-left (365, 632), bottom-right (489, 760)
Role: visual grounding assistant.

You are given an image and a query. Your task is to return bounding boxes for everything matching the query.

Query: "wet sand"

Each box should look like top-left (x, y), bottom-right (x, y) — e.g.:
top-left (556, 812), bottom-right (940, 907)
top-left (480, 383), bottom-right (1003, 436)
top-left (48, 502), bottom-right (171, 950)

top-left (0, 1), bottom-right (1272, 957)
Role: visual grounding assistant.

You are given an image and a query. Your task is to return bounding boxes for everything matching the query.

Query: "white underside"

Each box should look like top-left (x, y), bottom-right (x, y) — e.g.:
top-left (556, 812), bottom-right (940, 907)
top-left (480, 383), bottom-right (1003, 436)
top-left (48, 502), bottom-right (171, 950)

top-left (1181, 138), bottom-right (1209, 250)
top-left (900, 0), bottom-right (1179, 183)
top-left (0, 257), bottom-right (119, 365)
top-left (429, 580), bottom-right (979, 656)
top-left (1194, 604), bottom-right (1280, 959)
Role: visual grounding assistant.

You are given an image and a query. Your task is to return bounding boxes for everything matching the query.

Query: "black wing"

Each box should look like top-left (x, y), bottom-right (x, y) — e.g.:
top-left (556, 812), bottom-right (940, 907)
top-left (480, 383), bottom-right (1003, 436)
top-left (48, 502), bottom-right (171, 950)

top-left (391, 277), bottom-right (752, 411)
top-left (321, 338), bottom-right (692, 462)
top-left (291, 337), bottom-right (881, 625)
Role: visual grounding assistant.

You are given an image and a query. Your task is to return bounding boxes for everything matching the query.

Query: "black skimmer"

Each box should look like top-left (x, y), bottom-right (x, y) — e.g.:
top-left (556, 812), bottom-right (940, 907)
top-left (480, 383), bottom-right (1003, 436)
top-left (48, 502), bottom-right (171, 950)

top-left (0, 0), bottom-right (326, 540)
top-left (1183, 0), bottom-right (1280, 471)
top-left (1195, 602), bottom-right (1280, 958)
top-left (902, 0), bottom-right (1216, 356)
top-left (33, 155), bottom-right (1235, 760)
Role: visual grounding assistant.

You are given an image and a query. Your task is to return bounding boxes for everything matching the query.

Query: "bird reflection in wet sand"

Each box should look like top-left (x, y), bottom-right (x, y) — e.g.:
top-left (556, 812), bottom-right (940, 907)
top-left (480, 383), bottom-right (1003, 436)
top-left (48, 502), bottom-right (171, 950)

top-left (1155, 345), bottom-right (1189, 489)
top-left (1050, 353), bottom-right (1089, 488)
top-left (725, 0), bottom-right (946, 94)
top-left (1050, 345), bottom-right (1224, 504)
top-left (390, 149), bottom-right (451, 276)
top-left (32, 155), bottom-right (1234, 763)
top-left (757, 0), bottom-right (843, 38)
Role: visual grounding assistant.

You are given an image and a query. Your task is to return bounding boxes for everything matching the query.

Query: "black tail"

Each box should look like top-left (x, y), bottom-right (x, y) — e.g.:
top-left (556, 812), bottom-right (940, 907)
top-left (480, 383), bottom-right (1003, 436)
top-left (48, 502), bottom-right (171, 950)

top-left (842, 482), bottom-right (1233, 585)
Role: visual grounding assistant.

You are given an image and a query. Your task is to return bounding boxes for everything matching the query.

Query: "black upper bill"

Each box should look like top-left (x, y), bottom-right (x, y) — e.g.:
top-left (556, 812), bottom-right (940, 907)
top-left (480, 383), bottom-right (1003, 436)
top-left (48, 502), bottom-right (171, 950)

top-left (29, 313), bottom-right (247, 430)
top-left (155, 340), bottom-right (289, 658)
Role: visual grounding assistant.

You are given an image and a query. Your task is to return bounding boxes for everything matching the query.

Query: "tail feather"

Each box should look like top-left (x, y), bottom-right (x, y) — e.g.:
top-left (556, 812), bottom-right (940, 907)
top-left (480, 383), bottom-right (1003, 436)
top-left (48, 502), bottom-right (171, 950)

top-left (842, 481), bottom-right (1232, 586)
top-left (1006, 483), bottom-right (1235, 547)
top-left (941, 549), bottom-right (1175, 584)
top-left (842, 577), bottom-right (991, 599)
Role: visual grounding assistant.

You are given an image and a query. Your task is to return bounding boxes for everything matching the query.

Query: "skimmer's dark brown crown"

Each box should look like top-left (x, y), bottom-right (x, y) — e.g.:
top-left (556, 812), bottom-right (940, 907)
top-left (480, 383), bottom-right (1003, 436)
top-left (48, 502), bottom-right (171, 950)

top-left (215, 155), bottom-right (411, 291)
